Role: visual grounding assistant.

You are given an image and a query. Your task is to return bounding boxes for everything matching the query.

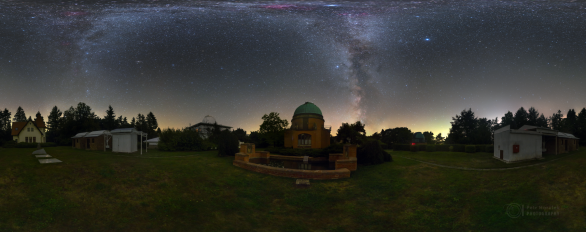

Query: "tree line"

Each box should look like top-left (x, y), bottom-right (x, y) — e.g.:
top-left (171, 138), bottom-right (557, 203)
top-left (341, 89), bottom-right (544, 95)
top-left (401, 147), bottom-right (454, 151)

top-left (446, 107), bottom-right (586, 145)
top-left (0, 103), bottom-right (159, 146)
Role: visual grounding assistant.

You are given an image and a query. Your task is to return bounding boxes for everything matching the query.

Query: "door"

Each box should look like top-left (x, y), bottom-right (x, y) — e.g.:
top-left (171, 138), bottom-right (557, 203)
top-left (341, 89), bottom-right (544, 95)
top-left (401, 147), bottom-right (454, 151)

top-left (500, 150), bottom-right (503, 159)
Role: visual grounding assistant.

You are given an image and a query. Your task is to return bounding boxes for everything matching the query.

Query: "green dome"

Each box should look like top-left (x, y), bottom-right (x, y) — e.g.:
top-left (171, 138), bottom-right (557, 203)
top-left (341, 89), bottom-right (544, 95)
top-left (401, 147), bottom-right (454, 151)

top-left (294, 102), bottom-right (323, 116)
top-left (413, 132), bottom-right (424, 139)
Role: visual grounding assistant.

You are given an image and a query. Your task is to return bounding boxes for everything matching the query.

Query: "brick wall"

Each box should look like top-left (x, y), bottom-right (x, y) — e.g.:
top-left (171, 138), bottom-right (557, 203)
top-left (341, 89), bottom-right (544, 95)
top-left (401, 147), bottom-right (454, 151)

top-left (335, 157), bottom-right (357, 171)
top-left (329, 153), bottom-right (343, 162)
top-left (233, 160), bottom-right (350, 179)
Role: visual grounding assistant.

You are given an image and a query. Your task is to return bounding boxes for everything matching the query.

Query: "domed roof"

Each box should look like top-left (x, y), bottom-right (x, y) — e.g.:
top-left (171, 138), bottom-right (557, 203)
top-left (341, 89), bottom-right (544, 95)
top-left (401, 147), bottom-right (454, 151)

top-left (413, 132), bottom-right (424, 139)
top-left (202, 115), bottom-right (216, 124)
top-left (294, 102), bottom-right (322, 116)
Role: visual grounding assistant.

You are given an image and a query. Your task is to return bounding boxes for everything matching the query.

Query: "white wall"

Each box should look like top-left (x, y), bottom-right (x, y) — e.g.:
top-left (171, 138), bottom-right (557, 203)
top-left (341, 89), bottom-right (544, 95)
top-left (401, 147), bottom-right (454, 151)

top-left (507, 133), bottom-right (542, 162)
top-left (494, 130), bottom-right (510, 159)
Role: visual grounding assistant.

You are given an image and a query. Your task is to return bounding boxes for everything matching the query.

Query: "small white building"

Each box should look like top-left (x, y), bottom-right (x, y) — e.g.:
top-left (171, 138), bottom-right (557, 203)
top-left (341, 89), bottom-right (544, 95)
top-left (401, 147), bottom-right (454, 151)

top-left (187, 115), bottom-right (232, 139)
top-left (494, 125), bottom-right (579, 163)
top-left (144, 137), bottom-right (159, 149)
top-left (111, 128), bottom-right (143, 153)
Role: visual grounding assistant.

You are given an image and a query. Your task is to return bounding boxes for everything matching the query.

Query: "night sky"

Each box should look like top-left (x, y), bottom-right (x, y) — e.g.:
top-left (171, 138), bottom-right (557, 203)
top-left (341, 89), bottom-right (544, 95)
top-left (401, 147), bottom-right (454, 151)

top-left (2, 0), bottom-right (586, 136)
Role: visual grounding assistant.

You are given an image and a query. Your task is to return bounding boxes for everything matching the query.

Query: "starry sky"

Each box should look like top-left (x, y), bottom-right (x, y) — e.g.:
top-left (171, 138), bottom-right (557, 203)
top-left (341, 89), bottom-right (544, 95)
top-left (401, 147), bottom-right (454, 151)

top-left (1, 0), bottom-right (586, 136)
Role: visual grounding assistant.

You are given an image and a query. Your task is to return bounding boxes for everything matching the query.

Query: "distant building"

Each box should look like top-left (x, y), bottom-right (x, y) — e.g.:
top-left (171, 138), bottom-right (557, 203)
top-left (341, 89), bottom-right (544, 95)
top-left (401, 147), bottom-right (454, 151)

top-left (494, 125), bottom-right (579, 163)
top-left (12, 114), bottom-right (46, 143)
top-left (187, 115), bottom-right (232, 138)
top-left (412, 132), bottom-right (426, 145)
top-left (284, 102), bottom-right (331, 149)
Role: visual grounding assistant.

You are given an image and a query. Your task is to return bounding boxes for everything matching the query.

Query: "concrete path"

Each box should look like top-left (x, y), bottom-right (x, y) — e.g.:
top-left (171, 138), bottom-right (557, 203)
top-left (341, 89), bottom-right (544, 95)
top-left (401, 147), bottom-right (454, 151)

top-left (393, 153), bottom-right (576, 171)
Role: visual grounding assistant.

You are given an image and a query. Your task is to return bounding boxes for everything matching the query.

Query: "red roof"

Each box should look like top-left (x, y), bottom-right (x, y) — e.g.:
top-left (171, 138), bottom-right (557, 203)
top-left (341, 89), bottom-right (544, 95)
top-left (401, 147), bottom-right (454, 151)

top-left (11, 119), bottom-right (45, 136)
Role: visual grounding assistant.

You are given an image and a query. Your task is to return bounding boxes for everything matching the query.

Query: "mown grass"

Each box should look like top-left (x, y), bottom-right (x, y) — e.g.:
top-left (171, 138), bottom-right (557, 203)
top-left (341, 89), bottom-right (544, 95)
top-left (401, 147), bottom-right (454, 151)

top-left (389, 149), bottom-right (578, 168)
top-left (0, 146), bottom-right (585, 231)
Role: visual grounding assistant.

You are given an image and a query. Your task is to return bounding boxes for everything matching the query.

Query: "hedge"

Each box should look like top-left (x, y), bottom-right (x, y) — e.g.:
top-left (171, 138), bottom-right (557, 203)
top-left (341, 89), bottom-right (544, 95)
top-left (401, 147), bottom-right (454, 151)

top-left (410, 145), bottom-right (417, 152)
top-left (418, 145), bottom-right (426, 151)
top-left (475, 145), bottom-right (486, 152)
top-left (486, 145), bottom-right (494, 153)
top-left (14, 142), bottom-right (57, 148)
top-left (435, 145), bottom-right (450, 151)
top-left (393, 144), bottom-right (411, 151)
top-left (465, 145), bottom-right (476, 153)
top-left (426, 145), bottom-right (435, 152)
top-left (451, 145), bottom-right (465, 152)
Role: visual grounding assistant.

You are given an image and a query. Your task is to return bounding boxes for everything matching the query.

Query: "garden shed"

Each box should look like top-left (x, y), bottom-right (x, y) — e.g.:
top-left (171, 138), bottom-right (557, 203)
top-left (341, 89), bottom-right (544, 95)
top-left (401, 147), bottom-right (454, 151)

top-left (83, 130), bottom-right (112, 151)
top-left (111, 128), bottom-right (140, 153)
top-left (71, 132), bottom-right (89, 149)
top-left (111, 128), bottom-right (148, 154)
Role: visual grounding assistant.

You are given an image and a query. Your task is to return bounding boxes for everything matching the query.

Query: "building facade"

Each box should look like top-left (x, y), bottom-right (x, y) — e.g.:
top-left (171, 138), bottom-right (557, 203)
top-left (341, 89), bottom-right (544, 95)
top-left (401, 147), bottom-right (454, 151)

top-left (12, 114), bottom-right (47, 143)
top-left (187, 115), bottom-right (232, 138)
top-left (284, 102), bottom-right (331, 149)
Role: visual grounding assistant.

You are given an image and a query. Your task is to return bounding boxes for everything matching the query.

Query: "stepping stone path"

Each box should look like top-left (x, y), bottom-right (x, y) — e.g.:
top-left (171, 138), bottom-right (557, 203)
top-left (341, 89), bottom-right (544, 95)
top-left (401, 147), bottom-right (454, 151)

top-left (32, 148), bottom-right (62, 164)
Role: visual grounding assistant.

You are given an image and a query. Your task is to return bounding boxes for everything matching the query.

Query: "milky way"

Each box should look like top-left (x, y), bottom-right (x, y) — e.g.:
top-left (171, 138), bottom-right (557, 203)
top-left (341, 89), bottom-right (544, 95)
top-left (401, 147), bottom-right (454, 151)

top-left (2, 1), bottom-right (586, 136)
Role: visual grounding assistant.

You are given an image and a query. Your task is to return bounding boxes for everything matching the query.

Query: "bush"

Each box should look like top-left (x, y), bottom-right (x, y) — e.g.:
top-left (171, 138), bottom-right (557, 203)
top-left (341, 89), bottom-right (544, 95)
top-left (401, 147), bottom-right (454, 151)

top-left (159, 128), bottom-right (204, 151)
top-left (201, 141), bottom-right (217, 151)
top-left (357, 140), bottom-right (385, 165)
top-left (475, 145), bottom-right (486, 153)
top-left (383, 150), bottom-right (393, 162)
top-left (465, 145), bottom-right (476, 153)
top-left (393, 144), bottom-right (410, 151)
top-left (451, 145), bottom-right (465, 152)
top-left (410, 145), bottom-right (417, 152)
top-left (217, 130), bottom-right (239, 157)
top-left (323, 143), bottom-right (344, 154)
top-left (486, 145), bottom-right (494, 153)
top-left (2, 140), bottom-right (16, 148)
top-left (426, 145), bottom-right (435, 152)
top-left (418, 144), bottom-right (426, 151)
top-left (435, 145), bottom-right (450, 151)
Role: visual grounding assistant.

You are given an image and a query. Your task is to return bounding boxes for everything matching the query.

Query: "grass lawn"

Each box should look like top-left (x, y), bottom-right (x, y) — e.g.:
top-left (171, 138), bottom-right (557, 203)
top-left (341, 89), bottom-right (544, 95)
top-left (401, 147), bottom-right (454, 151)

top-left (0, 146), bottom-right (585, 231)
top-left (388, 150), bottom-right (578, 169)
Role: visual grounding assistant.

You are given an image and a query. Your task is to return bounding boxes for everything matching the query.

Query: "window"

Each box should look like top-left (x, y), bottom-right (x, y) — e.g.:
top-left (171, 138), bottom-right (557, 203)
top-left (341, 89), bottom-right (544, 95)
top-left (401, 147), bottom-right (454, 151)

top-left (33, 137), bottom-right (36, 143)
top-left (298, 134), bottom-right (311, 146)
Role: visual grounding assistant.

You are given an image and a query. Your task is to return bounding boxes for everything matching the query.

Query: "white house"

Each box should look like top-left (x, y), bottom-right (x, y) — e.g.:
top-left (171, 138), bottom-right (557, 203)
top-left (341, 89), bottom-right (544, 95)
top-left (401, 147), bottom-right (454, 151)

top-left (144, 137), bottom-right (159, 149)
top-left (12, 114), bottom-right (47, 143)
top-left (494, 125), bottom-right (579, 163)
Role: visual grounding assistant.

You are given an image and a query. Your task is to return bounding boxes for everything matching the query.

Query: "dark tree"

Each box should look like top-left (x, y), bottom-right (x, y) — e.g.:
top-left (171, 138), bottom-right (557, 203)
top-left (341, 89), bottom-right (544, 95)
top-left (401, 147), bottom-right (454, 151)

top-left (103, 105), bottom-right (117, 130)
top-left (513, 107), bottom-right (528, 129)
top-left (146, 112), bottom-right (159, 138)
top-left (381, 127), bottom-right (412, 145)
top-left (537, 113), bottom-right (548, 128)
top-left (47, 106), bottom-right (62, 143)
top-left (217, 130), bottom-right (239, 157)
top-left (549, 110), bottom-right (563, 130)
top-left (336, 122), bottom-right (360, 144)
top-left (563, 109), bottom-right (577, 134)
top-left (130, 117), bottom-right (136, 128)
top-left (13, 106), bottom-right (26, 122)
top-left (448, 108), bottom-right (477, 144)
top-left (435, 133), bottom-right (444, 144)
top-left (232, 128), bottom-right (249, 142)
top-left (258, 112), bottom-right (289, 147)
top-left (527, 107), bottom-right (539, 126)
top-left (422, 131), bottom-right (434, 144)
top-left (0, 109), bottom-right (12, 145)
top-left (577, 108), bottom-right (586, 145)
top-left (501, 111), bottom-right (514, 128)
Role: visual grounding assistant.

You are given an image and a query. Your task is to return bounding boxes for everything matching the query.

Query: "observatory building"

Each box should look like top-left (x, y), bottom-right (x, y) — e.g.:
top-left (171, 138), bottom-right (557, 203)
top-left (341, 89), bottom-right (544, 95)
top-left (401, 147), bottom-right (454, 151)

top-left (187, 115), bottom-right (232, 138)
top-left (284, 102), bottom-right (332, 149)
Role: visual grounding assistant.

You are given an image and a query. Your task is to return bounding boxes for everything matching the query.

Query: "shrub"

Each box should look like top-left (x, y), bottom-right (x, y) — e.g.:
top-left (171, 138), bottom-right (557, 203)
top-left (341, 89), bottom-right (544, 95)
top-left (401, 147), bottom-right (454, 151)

top-left (418, 144), bottom-right (426, 151)
top-left (357, 140), bottom-right (385, 165)
top-left (217, 130), bottom-right (239, 157)
top-left (435, 145), bottom-right (450, 151)
top-left (410, 145), bottom-right (417, 152)
top-left (2, 140), bottom-right (17, 148)
top-left (159, 128), bottom-right (204, 151)
top-left (393, 144), bottom-right (410, 151)
top-left (383, 150), bottom-right (393, 162)
top-left (486, 145), bottom-right (494, 153)
top-left (426, 145), bottom-right (435, 152)
top-left (451, 145), bottom-right (465, 152)
top-left (201, 140), bottom-right (217, 151)
top-left (324, 143), bottom-right (344, 154)
top-left (16, 142), bottom-right (38, 148)
top-left (475, 145), bottom-right (486, 153)
top-left (465, 145), bottom-right (476, 153)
